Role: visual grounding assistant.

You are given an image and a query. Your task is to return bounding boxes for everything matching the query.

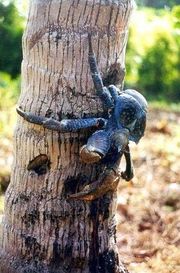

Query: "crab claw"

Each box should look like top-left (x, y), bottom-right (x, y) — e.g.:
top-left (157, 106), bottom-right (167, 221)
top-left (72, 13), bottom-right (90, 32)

top-left (79, 130), bottom-right (111, 164)
top-left (68, 168), bottom-right (120, 201)
top-left (80, 145), bottom-right (102, 164)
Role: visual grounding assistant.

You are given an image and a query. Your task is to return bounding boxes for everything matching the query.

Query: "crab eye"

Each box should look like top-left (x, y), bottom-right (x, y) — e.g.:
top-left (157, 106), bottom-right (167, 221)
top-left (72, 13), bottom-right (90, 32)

top-left (119, 107), bottom-right (136, 130)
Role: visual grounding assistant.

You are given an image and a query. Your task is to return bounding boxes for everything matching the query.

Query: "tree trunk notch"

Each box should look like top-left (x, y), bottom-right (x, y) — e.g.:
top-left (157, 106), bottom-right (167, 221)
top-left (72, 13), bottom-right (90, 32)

top-left (0, 0), bottom-right (134, 272)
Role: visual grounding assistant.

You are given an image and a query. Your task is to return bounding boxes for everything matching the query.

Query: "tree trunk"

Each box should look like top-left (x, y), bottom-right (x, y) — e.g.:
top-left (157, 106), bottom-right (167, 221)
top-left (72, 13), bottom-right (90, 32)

top-left (0, 0), bottom-right (134, 272)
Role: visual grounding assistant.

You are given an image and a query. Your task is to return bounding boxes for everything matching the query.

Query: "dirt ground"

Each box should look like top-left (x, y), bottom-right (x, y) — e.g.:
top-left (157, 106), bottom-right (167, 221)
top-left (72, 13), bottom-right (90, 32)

top-left (0, 108), bottom-right (180, 272)
top-left (117, 109), bottom-right (180, 273)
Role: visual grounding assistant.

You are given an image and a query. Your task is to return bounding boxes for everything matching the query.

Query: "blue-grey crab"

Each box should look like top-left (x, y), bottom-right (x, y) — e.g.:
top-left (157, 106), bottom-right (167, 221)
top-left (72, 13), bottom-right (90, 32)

top-left (17, 34), bottom-right (148, 201)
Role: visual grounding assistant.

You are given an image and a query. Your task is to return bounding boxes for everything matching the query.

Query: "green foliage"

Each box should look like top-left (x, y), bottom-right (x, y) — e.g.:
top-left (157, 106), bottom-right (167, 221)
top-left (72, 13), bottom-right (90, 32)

top-left (126, 7), bottom-right (180, 102)
top-left (0, 72), bottom-right (20, 138)
top-left (0, 72), bottom-right (20, 109)
top-left (172, 5), bottom-right (180, 29)
top-left (136, 0), bottom-right (180, 9)
top-left (0, 1), bottom-right (23, 78)
top-left (138, 36), bottom-right (179, 100)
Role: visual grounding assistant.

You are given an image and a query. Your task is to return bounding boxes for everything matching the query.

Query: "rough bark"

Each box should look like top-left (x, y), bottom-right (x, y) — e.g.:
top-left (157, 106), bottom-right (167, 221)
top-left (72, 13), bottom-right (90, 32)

top-left (0, 0), bottom-right (134, 272)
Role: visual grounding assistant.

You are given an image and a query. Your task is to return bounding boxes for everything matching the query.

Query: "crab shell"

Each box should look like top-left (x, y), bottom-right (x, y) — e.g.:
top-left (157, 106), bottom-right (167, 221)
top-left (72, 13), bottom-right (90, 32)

top-left (81, 90), bottom-right (147, 161)
top-left (124, 89), bottom-right (148, 143)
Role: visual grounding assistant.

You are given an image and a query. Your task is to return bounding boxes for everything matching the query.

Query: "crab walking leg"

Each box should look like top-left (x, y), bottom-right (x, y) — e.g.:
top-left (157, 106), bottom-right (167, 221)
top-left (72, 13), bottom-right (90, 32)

top-left (121, 145), bottom-right (134, 181)
top-left (88, 34), bottom-right (114, 110)
top-left (69, 151), bottom-right (123, 201)
top-left (16, 107), bottom-right (107, 132)
top-left (108, 85), bottom-right (122, 102)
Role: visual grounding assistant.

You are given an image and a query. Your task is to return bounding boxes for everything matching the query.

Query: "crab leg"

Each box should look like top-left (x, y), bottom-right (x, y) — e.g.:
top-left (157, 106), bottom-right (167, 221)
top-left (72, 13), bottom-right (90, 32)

top-left (16, 107), bottom-right (106, 132)
top-left (88, 34), bottom-right (114, 110)
top-left (108, 85), bottom-right (122, 102)
top-left (121, 145), bottom-right (134, 181)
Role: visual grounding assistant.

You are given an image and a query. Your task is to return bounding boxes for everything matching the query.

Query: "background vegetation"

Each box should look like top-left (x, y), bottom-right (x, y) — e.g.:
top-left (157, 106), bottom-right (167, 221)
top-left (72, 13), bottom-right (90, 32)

top-left (136, 0), bottom-right (180, 8)
top-left (126, 4), bottom-right (180, 103)
top-left (0, 1), bottom-right (180, 273)
top-left (0, 1), bottom-right (23, 77)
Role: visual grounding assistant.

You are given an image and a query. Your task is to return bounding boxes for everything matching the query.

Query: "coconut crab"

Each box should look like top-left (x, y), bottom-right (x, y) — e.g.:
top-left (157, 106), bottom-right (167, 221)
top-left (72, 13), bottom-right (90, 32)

top-left (17, 34), bottom-right (148, 201)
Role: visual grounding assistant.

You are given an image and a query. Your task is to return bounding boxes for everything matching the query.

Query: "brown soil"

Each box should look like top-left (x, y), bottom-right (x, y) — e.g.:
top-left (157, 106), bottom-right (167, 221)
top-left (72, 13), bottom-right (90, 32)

top-left (117, 109), bottom-right (180, 273)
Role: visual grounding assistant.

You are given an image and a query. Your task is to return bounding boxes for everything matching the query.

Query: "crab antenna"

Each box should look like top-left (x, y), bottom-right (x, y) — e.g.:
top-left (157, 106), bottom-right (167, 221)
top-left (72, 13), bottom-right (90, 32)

top-left (88, 33), bottom-right (104, 95)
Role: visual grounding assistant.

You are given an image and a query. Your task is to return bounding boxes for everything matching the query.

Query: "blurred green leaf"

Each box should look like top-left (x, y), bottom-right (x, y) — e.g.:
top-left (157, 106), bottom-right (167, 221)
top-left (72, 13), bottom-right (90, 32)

top-left (136, 0), bottom-right (180, 9)
top-left (126, 7), bottom-right (180, 102)
top-left (0, 1), bottom-right (24, 78)
top-left (0, 72), bottom-right (20, 110)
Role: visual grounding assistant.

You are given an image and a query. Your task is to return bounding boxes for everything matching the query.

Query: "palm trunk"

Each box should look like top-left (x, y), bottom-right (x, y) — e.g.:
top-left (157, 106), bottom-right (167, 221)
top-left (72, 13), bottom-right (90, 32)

top-left (0, 0), bottom-right (134, 272)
